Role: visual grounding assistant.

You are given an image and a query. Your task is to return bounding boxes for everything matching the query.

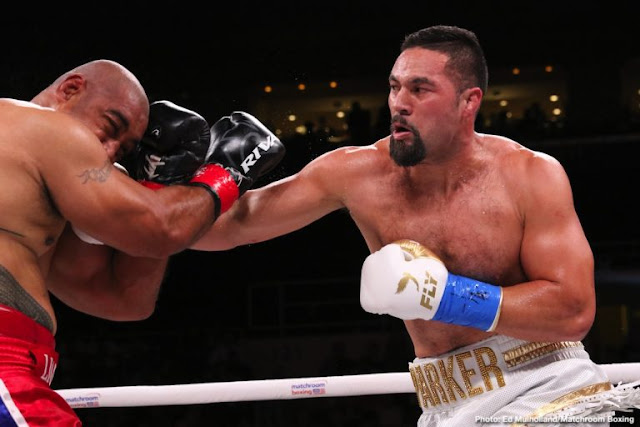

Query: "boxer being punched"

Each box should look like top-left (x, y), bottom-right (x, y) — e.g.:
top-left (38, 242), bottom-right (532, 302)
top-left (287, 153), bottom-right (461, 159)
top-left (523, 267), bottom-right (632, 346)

top-left (0, 60), bottom-right (284, 426)
top-left (193, 26), bottom-right (635, 425)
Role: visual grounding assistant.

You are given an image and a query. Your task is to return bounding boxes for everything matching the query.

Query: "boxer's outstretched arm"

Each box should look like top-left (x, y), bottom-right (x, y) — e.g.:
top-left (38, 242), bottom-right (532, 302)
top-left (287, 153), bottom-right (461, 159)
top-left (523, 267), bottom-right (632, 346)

top-left (191, 149), bottom-right (348, 251)
top-left (495, 153), bottom-right (595, 341)
top-left (47, 225), bottom-right (168, 320)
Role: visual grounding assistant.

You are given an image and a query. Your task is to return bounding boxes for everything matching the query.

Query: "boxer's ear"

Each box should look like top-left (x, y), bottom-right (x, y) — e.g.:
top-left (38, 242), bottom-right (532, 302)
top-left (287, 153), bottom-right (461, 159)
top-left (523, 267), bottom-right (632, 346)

top-left (57, 74), bottom-right (86, 101)
top-left (460, 87), bottom-right (482, 118)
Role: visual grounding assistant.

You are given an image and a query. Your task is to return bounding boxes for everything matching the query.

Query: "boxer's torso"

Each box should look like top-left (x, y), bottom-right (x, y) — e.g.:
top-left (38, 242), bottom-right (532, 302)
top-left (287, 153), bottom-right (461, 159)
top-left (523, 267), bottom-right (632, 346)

top-left (344, 134), bottom-right (530, 357)
top-left (0, 99), bottom-right (67, 331)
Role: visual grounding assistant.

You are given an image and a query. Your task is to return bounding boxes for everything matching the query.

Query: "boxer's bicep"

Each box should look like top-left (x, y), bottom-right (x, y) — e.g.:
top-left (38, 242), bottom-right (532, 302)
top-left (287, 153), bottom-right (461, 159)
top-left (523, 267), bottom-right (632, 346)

top-left (49, 158), bottom-right (160, 249)
top-left (36, 117), bottom-right (150, 240)
top-left (519, 155), bottom-right (594, 298)
top-left (497, 156), bottom-right (595, 340)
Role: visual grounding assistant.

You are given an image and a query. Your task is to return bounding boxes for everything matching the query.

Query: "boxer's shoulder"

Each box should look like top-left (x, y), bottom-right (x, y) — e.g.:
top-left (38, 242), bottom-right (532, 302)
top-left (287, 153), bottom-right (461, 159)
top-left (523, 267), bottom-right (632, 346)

top-left (0, 98), bottom-right (46, 112)
top-left (0, 98), bottom-right (66, 123)
top-left (0, 99), bottom-right (93, 149)
top-left (299, 142), bottom-right (383, 188)
top-left (496, 143), bottom-right (567, 196)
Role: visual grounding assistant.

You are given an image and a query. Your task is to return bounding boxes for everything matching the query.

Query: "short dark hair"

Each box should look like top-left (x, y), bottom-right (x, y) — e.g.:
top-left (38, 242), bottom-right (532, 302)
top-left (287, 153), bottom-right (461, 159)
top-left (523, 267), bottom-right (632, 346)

top-left (401, 25), bottom-right (488, 94)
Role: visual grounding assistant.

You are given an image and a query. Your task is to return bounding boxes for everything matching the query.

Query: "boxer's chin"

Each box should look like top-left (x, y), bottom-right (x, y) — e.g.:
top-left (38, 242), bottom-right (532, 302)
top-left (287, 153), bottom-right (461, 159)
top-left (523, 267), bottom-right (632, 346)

top-left (390, 134), bottom-right (426, 167)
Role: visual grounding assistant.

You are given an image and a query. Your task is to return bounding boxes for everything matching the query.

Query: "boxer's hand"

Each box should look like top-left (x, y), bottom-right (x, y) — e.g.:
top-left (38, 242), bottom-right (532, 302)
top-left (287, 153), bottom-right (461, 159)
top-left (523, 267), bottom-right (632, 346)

top-left (134, 100), bottom-right (211, 187)
top-left (360, 240), bottom-right (448, 320)
top-left (206, 112), bottom-right (285, 195)
top-left (188, 112), bottom-right (285, 215)
top-left (360, 240), bottom-right (502, 331)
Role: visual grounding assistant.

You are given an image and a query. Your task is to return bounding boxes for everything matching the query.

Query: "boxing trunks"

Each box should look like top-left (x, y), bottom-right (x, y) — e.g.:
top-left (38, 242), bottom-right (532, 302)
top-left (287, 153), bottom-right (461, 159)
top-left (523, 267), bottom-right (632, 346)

top-left (409, 335), bottom-right (631, 427)
top-left (0, 304), bottom-right (80, 426)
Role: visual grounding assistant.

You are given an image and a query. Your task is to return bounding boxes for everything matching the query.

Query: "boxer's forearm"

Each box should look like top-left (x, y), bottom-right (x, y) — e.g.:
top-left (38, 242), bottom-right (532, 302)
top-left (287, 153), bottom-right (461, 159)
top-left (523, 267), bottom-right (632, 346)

top-left (107, 252), bottom-right (169, 319)
top-left (191, 175), bottom-right (342, 252)
top-left (494, 280), bottom-right (595, 342)
top-left (189, 203), bottom-right (248, 251)
top-left (53, 252), bottom-right (167, 321)
top-left (49, 228), bottom-right (169, 321)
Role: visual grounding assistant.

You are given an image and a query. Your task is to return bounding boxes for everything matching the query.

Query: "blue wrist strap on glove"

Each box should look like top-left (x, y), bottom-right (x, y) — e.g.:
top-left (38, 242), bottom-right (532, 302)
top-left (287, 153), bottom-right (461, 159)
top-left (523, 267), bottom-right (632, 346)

top-left (432, 274), bottom-right (503, 331)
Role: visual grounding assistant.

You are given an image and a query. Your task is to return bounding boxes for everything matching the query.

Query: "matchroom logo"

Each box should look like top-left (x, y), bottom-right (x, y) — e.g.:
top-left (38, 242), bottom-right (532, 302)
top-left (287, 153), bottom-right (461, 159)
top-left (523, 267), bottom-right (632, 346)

top-left (290, 381), bottom-right (327, 396)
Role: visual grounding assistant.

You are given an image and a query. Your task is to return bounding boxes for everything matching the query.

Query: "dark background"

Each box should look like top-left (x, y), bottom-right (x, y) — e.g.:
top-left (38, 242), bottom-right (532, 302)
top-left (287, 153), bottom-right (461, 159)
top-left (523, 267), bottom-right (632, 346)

top-left (5, 3), bottom-right (640, 119)
top-left (3, 2), bottom-right (640, 426)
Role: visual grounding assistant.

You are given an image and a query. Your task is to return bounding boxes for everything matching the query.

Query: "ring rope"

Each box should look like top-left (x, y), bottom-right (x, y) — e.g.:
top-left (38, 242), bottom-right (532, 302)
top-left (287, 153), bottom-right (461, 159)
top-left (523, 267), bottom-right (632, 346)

top-left (56, 363), bottom-right (640, 409)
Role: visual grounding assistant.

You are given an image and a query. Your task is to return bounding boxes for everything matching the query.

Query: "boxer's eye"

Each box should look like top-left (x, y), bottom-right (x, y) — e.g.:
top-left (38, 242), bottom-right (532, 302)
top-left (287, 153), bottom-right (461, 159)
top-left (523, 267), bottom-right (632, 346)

top-left (102, 115), bottom-right (122, 139)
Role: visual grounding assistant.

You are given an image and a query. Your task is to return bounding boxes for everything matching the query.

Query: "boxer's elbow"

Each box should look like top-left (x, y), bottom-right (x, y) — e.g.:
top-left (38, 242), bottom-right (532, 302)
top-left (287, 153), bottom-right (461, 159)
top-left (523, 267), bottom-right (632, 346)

top-left (104, 306), bottom-right (155, 322)
top-left (87, 298), bottom-right (156, 322)
top-left (123, 302), bottom-right (156, 321)
top-left (106, 295), bottom-right (157, 321)
top-left (560, 296), bottom-right (596, 341)
top-left (568, 309), bottom-right (595, 341)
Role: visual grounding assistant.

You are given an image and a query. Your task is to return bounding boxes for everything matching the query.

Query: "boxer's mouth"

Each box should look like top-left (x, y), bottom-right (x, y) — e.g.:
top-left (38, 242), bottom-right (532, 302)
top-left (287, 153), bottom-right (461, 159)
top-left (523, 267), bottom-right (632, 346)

top-left (391, 122), bottom-right (413, 140)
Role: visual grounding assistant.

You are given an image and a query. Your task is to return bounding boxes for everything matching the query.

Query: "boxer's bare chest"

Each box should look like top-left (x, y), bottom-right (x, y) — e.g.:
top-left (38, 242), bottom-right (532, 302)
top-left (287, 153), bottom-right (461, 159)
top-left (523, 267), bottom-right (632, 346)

top-left (0, 144), bottom-right (65, 256)
top-left (346, 164), bottom-right (527, 356)
top-left (347, 167), bottom-right (524, 286)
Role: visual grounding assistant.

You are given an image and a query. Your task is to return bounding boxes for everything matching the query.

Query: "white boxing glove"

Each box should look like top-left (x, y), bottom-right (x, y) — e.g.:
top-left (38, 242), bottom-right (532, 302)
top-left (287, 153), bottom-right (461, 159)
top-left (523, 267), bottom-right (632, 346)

top-left (360, 240), bottom-right (448, 320)
top-left (113, 162), bottom-right (129, 176)
top-left (70, 162), bottom-right (129, 245)
top-left (71, 226), bottom-right (104, 245)
top-left (360, 240), bottom-right (503, 331)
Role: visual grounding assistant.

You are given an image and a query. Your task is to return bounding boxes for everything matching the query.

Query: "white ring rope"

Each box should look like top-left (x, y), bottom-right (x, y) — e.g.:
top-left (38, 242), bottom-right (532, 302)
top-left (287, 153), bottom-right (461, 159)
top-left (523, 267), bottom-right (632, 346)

top-left (56, 363), bottom-right (640, 409)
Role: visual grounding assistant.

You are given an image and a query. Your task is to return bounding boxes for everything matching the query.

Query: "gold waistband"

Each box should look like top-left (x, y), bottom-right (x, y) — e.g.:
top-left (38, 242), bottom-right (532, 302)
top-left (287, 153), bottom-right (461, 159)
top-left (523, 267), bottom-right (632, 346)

top-left (502, 341), bottom-right (583, 368)
top-left (409, 338), bottom-right (585, 411)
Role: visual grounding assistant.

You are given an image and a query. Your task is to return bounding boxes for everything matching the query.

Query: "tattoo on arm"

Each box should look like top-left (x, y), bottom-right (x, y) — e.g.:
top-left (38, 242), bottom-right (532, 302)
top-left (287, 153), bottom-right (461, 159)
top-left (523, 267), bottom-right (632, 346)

top-left (0, 226), bottom-right (25, 238)
top-left (77, 160), bottom-right (112, 184)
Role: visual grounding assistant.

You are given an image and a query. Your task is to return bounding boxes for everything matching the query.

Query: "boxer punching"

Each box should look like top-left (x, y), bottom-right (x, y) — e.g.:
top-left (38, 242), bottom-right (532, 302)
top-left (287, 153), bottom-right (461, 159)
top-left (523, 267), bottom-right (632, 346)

top-left (190, 26), bottom-right (637, 426)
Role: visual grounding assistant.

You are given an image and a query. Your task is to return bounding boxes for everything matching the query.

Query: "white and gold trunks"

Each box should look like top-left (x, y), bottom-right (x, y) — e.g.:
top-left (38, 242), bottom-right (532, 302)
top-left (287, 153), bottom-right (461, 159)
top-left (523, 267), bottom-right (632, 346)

top-left (408, 335), bottom-right (634, 427)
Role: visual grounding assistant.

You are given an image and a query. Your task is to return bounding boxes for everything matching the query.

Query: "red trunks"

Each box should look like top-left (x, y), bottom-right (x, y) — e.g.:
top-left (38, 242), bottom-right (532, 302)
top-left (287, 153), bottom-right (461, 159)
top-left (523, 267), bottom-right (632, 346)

top-left (0, 304), bottom-right (80, 426)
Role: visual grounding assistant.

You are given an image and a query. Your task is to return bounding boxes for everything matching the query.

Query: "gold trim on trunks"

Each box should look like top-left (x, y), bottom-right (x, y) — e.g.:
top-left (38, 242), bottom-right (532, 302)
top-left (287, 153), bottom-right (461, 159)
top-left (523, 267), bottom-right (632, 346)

top-left (502, 341), bottom-right (582, 368)
top-left (510, 382), bottom-right (613, 426)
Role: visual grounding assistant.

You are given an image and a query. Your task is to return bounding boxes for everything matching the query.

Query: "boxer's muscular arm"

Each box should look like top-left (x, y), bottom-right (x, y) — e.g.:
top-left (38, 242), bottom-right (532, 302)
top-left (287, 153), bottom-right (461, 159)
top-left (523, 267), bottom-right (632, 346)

top-left (37, 110), bottom-right (216, 258)
top-left (47, 164), bottom-right (169, 320)
top-left (45, 101), bottom-right (217, 321)
top-left (494, 153), bottom-right (595, 341)
top-left (191, 148), bottom-right (349, 251)
top-left (47, 226), bottom-right (168, 320)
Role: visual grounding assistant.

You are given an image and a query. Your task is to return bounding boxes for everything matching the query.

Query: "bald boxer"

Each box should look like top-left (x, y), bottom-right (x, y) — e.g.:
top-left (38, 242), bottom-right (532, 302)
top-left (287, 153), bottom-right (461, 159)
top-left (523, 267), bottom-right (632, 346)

top-left (0, 60), bottom-right (283, 426)
top-left (192, 26), bottom-right (635, 425)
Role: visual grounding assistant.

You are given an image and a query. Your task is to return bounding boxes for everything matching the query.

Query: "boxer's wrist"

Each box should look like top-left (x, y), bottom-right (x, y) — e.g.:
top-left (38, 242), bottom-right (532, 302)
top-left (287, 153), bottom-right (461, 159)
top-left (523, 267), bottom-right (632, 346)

top-left (432, 274), bottom-right (503, 332)
top-left (360, 240), bottom-right (503, 332)
top-left (187, 163), bottom-right (240, 218)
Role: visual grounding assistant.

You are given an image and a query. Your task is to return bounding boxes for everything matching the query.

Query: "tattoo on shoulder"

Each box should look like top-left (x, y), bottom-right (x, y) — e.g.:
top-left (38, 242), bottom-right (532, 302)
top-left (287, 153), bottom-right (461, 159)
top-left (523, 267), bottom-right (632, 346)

top-left (77, 160), bottom-right (112, 184)
top-left (0, 226), bottom-right (25, 238)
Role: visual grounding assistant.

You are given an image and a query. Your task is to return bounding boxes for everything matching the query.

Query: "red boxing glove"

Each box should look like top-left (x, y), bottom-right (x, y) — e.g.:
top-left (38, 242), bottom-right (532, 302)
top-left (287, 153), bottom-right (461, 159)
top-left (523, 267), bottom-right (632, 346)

top-left (188, 164), bottom-right (240, 217)
top-left (140, 163), bottom-right (238, 218)
top-left (139, 180), bottom-right (166, 191)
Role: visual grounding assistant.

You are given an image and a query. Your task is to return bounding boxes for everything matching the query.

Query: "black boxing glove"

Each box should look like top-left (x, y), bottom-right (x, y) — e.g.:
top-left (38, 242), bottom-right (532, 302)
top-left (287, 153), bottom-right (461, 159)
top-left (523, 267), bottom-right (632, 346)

top-left (188, 112), bottom-right (285, 208)
top-left (134, 100), bottom-right (211, 188)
